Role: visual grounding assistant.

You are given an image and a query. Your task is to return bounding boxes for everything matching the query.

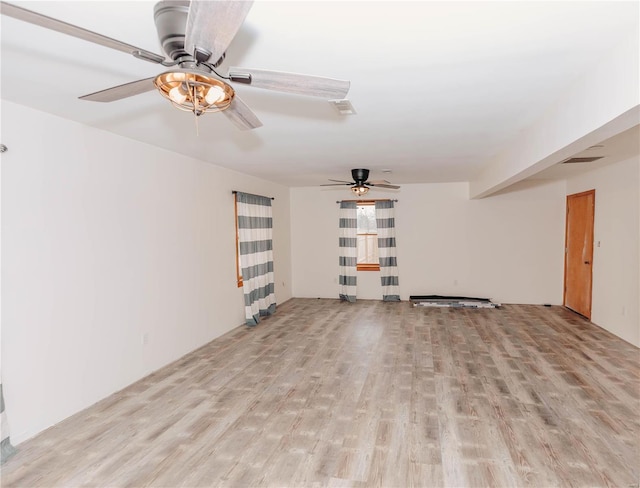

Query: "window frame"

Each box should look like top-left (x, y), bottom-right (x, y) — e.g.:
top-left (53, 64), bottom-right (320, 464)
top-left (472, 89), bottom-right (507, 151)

top-left (234, 196), bottom-right (243, 288)
top-left (356, 201), bottom-right (380, 272)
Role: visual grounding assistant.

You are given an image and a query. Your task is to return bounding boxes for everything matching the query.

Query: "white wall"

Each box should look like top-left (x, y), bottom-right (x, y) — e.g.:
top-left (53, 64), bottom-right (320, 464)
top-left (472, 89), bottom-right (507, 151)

top-left (291, 181), bottom-right (566, 304)
top-left (1, 101), bottom-right (292, 443)
top-left (470, 31), bottom-right (639, 198)
top-left (566, 156), bottom-right (639, 347)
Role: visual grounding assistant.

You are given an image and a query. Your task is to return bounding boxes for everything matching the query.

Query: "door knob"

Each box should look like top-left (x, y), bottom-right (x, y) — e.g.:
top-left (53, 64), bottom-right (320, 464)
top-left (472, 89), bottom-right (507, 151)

top-left (584, 261), bottom-right (591, 264)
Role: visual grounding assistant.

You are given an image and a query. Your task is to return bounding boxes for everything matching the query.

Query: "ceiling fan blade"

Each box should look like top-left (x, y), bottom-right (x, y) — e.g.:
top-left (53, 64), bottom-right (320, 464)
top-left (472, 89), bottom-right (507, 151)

top-left (0, 1), bottom-right (166, 64)
top-left (185, 1), bottom-right (253, 64)
top-left (367, 179), bottom-right (391, 185)
top-left (368, 183), bottom-right (401, 189)
top-left (320, 183), bottom-right (353, 187)
top-left (79, 77), bottom-right (156, 102)
top-left (229, 67), bottom-right (350, 99)
top-left (328, 179), bottom-right (353, 184)
top-left (223, 96), bottom-right (262, 130)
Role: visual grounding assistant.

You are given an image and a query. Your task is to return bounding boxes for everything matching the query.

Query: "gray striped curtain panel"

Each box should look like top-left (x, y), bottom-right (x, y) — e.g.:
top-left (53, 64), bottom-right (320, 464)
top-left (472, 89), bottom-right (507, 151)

top-left (1, 383), bottom-right (17, 464)
top-left (236, 192), bottom-right (276, 326)
top-left (375, 200), bottom-right (400, 301)
top-left (338, 201), bottom-right (357, 302)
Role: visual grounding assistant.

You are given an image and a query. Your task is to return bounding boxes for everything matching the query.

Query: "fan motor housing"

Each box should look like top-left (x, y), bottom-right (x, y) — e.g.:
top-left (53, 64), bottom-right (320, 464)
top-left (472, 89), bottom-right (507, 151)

top-left (352, 168), bottom-right (370, 184)
top-left (154, 1), bottom-right (190, 60)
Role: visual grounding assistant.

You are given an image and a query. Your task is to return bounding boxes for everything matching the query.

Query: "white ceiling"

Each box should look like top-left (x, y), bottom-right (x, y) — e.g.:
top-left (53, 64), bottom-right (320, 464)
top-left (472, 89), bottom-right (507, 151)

top-left (532, 124), bottom-right (640, 180)
top-left (1, 1), bottom-right (638, 188)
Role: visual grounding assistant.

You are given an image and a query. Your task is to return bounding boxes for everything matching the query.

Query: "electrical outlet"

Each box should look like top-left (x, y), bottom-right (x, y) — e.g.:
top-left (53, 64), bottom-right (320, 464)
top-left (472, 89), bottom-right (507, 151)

top-left (142, 332), bottom-right (149, 345)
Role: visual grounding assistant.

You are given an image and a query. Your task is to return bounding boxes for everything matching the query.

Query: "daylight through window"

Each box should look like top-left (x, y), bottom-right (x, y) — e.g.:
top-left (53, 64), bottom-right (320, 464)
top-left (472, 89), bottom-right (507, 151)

top-left (356, 203), bottom-right (380, 271)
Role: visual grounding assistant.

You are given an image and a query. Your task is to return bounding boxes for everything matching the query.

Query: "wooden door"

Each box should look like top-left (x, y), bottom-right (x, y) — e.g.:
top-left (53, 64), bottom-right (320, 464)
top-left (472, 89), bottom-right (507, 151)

top-left (564, 190), bottom-right (595, 318)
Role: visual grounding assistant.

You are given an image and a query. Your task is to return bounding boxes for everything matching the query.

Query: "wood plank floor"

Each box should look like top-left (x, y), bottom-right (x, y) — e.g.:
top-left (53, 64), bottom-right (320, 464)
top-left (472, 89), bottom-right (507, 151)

top-left (3, 299), bottom-right (639, 488)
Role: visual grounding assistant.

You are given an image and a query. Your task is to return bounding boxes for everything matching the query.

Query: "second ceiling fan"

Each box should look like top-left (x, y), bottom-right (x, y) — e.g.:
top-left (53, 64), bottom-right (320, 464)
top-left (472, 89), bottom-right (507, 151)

top-left (0, 0), bottom-right (351, 130)
top-left (322, 169), bottom-right (401, 196)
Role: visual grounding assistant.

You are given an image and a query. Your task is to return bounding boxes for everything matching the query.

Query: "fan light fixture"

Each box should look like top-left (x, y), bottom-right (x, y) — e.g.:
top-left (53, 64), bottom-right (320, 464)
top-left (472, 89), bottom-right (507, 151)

top-left (351, 185), bottom-right (369, 196)
top-left (154, 70), bottom-right (234, 116)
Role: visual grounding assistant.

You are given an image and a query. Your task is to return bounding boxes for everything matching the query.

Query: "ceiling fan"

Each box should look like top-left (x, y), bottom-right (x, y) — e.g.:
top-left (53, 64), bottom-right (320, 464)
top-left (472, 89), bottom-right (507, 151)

top-left (0, 1), bottom-right (351, 130)
top-left (321, 169), bottom-right (401, 196)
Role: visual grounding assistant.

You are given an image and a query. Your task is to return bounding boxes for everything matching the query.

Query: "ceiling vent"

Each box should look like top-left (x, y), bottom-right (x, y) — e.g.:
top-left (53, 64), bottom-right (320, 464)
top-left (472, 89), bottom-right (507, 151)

top-left (329, 99), bottom-right (357, 115)
top-left (561, 156), bottom-right (604, 164)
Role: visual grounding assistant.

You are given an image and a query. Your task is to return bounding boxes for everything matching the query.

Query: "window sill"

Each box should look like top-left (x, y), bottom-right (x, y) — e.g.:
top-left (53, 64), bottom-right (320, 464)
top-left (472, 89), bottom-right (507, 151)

top-left (357, 264), bottom-right (380, 272)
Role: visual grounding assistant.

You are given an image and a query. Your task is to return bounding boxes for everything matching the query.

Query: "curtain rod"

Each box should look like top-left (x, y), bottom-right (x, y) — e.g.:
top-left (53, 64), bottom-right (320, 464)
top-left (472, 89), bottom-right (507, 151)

top-left (336, 199), bottom-right (398, 203)
top-left (232, 191), bottom-right (275, 200)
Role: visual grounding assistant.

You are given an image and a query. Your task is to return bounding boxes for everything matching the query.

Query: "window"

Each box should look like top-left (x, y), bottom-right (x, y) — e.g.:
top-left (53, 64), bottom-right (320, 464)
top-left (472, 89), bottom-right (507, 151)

top-left (356, 202), bottom-right (379, 271)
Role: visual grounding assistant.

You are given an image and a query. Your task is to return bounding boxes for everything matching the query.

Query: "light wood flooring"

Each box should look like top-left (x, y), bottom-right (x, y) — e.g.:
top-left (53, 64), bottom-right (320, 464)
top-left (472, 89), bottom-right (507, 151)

top-left (3, 299), bottom-right (639, 487)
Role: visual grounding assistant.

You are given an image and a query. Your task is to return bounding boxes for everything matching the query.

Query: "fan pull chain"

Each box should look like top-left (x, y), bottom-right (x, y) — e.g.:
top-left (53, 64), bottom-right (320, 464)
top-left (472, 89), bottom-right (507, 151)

top-left (191, 81), bottom-right (200, 136)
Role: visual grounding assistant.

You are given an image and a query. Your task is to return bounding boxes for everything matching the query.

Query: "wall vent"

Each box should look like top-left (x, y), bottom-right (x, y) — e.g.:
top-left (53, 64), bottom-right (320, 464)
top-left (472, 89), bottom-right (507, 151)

top-left (561, 156), bottom-right (604, 164)
top-left (329, 99), bottom-right (357, 115)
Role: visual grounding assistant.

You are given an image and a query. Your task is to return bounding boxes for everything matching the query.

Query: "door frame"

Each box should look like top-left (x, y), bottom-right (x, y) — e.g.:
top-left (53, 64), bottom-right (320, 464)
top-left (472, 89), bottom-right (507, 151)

top-left (563, 189), bottom-right (595, 319)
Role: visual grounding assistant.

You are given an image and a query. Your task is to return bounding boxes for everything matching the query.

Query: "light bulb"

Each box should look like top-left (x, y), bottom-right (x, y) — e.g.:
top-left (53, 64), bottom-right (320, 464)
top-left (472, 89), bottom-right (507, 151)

top-left (204, 85), bottom-right (225, 105)
top-left (351, 185), bottom-right (369, 195)
top-left (168, 86), bottom-right (187, 104)
top-left (165, 72), bottom-right (185, 83)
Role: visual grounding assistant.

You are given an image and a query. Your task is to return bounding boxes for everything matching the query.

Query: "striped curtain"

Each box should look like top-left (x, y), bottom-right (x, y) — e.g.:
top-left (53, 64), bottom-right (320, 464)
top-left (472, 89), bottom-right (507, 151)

top-left (375, 200), bottom-right (400, 301)
top-left (338, 201), bottom-right (357, 302)
top-left (1, 383), bottom-right (17, 464)
top-left (236, 192), bottom-right (276, 326)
